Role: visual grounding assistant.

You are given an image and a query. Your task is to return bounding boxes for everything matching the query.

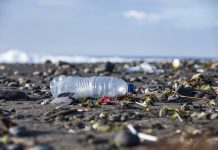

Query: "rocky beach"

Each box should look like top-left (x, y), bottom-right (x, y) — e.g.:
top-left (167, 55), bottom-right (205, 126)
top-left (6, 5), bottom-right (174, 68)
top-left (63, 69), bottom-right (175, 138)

top-left (0, 60), bottom-right (218, 150)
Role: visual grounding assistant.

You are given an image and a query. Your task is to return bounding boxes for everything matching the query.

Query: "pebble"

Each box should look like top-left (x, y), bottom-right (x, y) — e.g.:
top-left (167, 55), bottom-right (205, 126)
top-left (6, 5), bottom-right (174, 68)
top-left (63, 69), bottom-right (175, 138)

top-left (194, 91), bottom-right (205, 98)
top-left (109, 114), bottom-right (120, 122)
top-left (209, 100), bottom-right (217, 106)
top-left (83, 68), bottom-right (91, 74)
top-left (114, 130), bottom-right (139, 147)
top-left (95, 62), bottom-right (114, 73)
top-left (8, 82), bottom-right (19, 87)
top-left (6, 144), bottom-right (23, 150)
top-left (120, 114), bottom-right (128, 122)
top-left (203, 94), bottom-right (214, 99)
top-left (47, 68), bottom-right (55, 75)
top-left (9, 126), bottom-right (27, 136)
top-left (33, 71), bottom-right (42, 76)
top-left (13, 71), bottom-right (20, 75)
top-left (29, 144), bottom-right (53, 150)
top-left (50, 97), bottom-right (74, 105)
top-left (210, 113), bottom-right (218, 120)
top-left (41, 99), bottom-right (52, 105)
top-left (0, 90), bottom-right (28, 100)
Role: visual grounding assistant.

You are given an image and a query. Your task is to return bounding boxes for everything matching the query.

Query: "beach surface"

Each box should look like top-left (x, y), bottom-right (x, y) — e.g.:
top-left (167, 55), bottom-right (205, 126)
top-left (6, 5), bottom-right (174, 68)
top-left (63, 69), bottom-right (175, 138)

top-left (0, 60), bottom-right (218, 150)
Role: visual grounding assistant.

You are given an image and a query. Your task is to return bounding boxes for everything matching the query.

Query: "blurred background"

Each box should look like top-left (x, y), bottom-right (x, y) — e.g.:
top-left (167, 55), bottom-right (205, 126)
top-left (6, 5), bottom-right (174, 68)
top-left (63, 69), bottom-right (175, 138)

top-left (0, 0), bottom-right (217, 59)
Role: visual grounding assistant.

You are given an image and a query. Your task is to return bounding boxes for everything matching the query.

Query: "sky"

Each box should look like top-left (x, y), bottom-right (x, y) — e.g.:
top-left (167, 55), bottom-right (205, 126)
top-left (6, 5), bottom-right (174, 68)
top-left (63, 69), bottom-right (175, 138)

top-left (0, 0), bottom-right (218, 57)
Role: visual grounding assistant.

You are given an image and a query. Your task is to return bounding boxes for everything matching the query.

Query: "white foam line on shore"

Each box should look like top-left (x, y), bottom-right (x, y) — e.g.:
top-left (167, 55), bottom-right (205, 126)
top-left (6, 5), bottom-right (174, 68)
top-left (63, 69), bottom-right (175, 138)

top-left (1, 49), bottom-right (214, 64)
top-left (0, 50), bottom-right (142, 63)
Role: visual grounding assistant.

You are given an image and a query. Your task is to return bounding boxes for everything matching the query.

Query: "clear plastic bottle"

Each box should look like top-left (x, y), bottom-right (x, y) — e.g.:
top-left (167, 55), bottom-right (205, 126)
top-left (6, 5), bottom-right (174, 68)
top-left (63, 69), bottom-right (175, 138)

top-left (50, 76), bottom-right (134, 99)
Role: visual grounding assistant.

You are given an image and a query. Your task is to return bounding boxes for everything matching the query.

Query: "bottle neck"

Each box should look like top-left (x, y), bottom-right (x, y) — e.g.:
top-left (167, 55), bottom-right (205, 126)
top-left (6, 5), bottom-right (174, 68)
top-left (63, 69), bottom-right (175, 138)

top-left (127, 84), bottom-right (134, 93)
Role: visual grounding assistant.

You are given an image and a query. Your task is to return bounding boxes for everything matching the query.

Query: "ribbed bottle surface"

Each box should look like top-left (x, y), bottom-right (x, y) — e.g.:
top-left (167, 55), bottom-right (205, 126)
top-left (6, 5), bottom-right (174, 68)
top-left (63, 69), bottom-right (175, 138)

top-left (50, 76), bottom-right (128, 98)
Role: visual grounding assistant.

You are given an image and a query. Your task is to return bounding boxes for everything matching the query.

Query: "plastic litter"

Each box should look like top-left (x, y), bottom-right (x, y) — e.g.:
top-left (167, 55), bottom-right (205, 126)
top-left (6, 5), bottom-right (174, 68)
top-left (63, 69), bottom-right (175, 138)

top-left (127, 124), bottom-right (158, 142)
top-left (50, 76), bottom-right (134, 99)
top-left (124, 62), bottom-right (163, 73)
top-left (172, 59), bottom-right (180, 69)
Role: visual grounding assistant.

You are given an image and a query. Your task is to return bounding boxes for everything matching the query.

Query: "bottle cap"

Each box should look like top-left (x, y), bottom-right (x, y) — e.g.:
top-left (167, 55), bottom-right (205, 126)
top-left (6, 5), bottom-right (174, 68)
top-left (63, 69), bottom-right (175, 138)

top-left (127, 84), bottom-right (134, 92)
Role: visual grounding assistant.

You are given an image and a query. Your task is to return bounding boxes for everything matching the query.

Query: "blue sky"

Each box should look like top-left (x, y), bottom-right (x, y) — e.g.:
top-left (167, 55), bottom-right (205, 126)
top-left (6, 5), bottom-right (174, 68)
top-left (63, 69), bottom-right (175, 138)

top-left (0, 0), bottom-right (217, 57)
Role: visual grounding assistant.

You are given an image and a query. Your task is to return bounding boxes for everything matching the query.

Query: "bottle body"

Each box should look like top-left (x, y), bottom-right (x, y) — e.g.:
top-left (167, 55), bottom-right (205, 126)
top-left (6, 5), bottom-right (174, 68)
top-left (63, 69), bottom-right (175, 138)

top-left (50, 76), bottom-right (131, 99)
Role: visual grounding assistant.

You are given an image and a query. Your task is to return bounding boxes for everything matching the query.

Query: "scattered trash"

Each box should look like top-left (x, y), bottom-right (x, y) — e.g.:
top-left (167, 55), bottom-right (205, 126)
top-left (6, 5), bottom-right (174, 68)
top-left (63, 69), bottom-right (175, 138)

top-left (114, 130), bottom-right (139, 147)
top-left (124, 62), bottom-right (163, 73)
top-left (98, 96), bottom-right (114, 105)
top-left (172, 59), bottom-right (180, 69)
top-left (50, 76), bottom-right (134, 99)
top-left (127, 124), bottom-right (158, 142)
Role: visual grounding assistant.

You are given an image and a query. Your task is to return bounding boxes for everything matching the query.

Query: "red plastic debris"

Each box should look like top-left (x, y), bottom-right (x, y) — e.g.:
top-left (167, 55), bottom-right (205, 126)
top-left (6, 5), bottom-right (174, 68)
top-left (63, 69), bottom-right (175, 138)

top-left (98, 96), bottom-right (114, 104)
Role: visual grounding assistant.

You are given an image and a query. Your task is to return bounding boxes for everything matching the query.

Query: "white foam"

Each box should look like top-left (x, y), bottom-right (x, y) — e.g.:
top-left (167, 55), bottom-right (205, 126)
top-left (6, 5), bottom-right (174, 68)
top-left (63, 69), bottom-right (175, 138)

top-left (0, 50), bottom-right (30, 63)
top-left (0, 49), bottom-right (139, 64)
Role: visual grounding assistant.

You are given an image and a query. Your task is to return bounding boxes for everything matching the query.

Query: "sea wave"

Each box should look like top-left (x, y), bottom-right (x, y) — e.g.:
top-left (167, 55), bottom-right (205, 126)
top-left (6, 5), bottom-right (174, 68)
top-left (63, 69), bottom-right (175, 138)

top-left (0, 49), bottom-right (214, 64)
top-left (0, 49), bottom-right (142, 63)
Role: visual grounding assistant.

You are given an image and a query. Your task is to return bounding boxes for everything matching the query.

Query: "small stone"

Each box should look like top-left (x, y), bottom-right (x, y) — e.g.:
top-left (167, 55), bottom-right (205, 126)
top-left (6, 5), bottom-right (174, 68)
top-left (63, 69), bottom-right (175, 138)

top-left (44, 60), bottom-right (52, 64)
top-left (99, 112), bottom-right (107, 118)
top-left (13, 71), bottom-right (20, 75)
top-left (209, 100), bottom-right (217, 106)
top-left (41, 99), bottom-right (52, 105)
top-left (167, 94), bottom-right (179, 101)
top-left (95, 62), bottom-right (114, 73)
top-left (6, 144), bottom-right (23, 150)
top-left (109, 114), bottom-right (120, 122)
top-left (33, 71), bottom-right (42, 76)
top-left (29, 144), bottom-right (53, 150)
top-left (83, 68), bottom-right (91, 74)
top-left (194, 91), bottom-right (205, 98)
top-left (47, 69), bottom-right (55, 75)
top-left (114, 130), bottom-right (139, 147)
top-left (0, 90), bottom-right (28, 100)
top-left (210, 113), bottom-right (218, 120)
top-left (50, 97), bottom-right (74, 105)
top-left (191, 112), bottom-right (207, 119)
top-left (120, 114), bottom-right (128, 121)
top-left (152, 123), bottom-right (165, 130)
top-left (203, 94), bottom-right (214, 99)
top-left (9, 126), bottom-right (27, 136)
top-left (8, 82), bottom-right (19, 87)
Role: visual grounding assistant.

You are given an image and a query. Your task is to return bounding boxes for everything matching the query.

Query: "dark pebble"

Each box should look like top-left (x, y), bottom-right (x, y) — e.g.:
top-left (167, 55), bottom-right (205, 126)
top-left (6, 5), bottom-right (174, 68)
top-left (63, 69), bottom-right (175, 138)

top-left (194, 91), bottom-right (205, 98)
top-left (152, 123), bottom-right (165, 130)
top-left (109, 114), bottom-right (120, 122)
top-left (95, 62), bottom-right (114, 73)
top-left (177, 86), bottom-right (195, 97)
top-left (0, 90), bottom-right (28, 100)
top-left (76, 122), bottom-right (86, 129)
top-left (114, 130), bottom-right (139, 147)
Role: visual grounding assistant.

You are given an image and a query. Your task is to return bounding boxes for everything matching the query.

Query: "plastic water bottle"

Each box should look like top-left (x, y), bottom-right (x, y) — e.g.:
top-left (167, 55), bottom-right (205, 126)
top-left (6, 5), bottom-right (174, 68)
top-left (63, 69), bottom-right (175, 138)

top-left (50, 76), bottom-right (134, 99)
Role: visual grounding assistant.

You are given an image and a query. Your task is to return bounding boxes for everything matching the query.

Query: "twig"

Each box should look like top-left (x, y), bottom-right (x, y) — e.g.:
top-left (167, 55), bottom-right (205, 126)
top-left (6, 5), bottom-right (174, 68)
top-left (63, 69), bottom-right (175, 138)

top-left (135, 102), bottom-right (147, 108)
top-left (175, 112), bottom-right (183, 122)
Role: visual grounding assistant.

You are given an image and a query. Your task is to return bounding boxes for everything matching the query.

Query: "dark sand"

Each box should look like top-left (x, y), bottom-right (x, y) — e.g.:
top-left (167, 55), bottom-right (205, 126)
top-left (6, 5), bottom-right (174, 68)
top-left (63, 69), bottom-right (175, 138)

top-left (0, 60), bottom-right (218, 150)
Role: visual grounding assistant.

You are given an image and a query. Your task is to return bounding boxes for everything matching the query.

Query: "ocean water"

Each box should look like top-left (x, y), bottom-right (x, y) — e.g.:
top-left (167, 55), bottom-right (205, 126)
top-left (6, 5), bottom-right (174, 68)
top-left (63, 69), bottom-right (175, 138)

top-left (0, 49), bottom-right (217, 64)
